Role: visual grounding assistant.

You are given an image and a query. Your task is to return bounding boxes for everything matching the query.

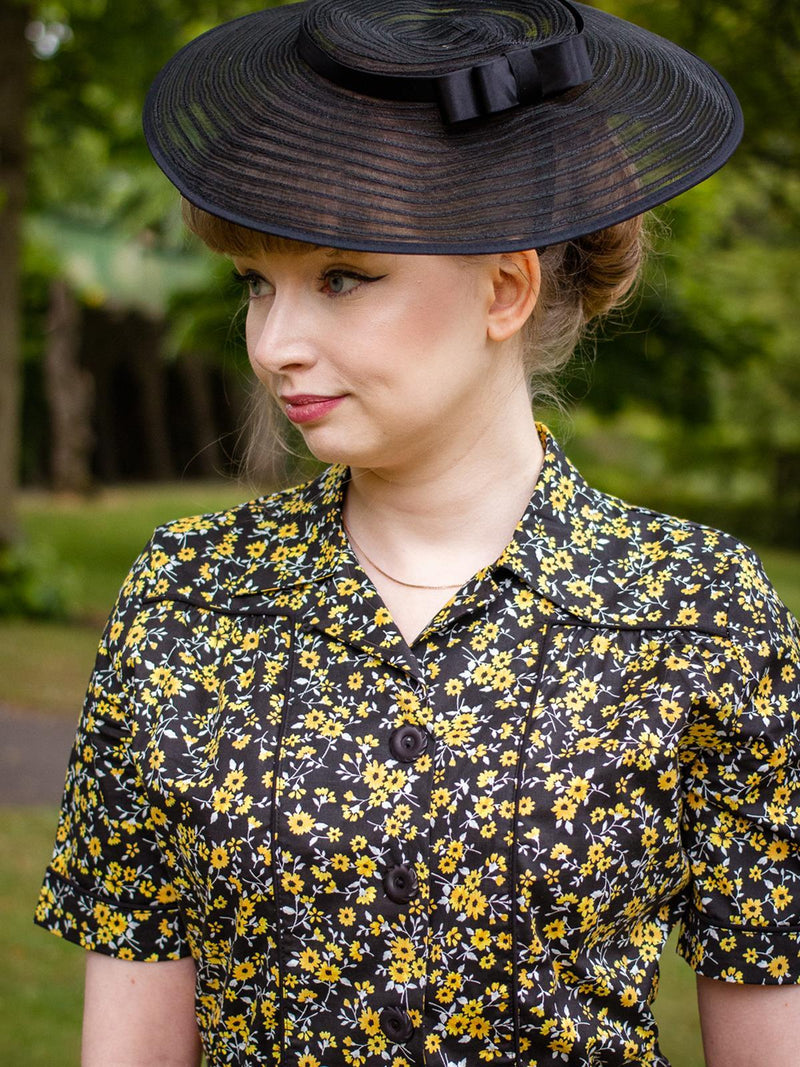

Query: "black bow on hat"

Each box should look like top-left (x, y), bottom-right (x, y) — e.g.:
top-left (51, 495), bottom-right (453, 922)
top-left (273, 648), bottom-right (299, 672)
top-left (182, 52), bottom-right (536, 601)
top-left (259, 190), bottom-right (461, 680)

top-left (297, 0), bottom-right (594, 125)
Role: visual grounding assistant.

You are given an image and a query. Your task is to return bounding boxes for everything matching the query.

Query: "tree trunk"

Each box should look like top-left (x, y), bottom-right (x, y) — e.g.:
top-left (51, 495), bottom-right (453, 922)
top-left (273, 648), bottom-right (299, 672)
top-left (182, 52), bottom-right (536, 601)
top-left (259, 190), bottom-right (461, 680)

top-left (176, 353), bottom-right (222, 477)
top-left (127, 313), bottom-right (174, 481)
top-left (775, 449), bottom-right (800, 548)
top-left (0, 2), bottom-right (31, 544)
top-left (44, 280), bottom-right (94, 493)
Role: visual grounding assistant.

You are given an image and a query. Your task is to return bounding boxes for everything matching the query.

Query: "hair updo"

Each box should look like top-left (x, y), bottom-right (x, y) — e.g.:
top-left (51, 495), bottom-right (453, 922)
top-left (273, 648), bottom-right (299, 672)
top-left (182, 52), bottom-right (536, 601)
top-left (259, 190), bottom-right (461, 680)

top-left (182, 200), bottom-right (646, 481)
top-left (525, 215), bottom-right (646, 404)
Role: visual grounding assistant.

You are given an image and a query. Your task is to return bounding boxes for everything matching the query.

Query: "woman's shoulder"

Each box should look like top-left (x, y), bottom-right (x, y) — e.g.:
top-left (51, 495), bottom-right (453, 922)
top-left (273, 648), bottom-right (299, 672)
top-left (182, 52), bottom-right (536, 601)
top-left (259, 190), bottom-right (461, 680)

top-left (574, 470), bottom-right (797, 648)
top-left (160, 469), bottom-right (330, 539)
top-left (541, 432), bottom-right (794, 647)
top-left (544, 431), bottom-right (754, 579)
top-left (121, 465), bottom-right (345, 608)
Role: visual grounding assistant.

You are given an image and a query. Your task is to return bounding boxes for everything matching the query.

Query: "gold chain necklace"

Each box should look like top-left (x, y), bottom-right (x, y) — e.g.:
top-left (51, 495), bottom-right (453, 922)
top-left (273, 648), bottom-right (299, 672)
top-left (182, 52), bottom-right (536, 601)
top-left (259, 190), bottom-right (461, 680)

top-left (342, 518), bottom-right (468, 591)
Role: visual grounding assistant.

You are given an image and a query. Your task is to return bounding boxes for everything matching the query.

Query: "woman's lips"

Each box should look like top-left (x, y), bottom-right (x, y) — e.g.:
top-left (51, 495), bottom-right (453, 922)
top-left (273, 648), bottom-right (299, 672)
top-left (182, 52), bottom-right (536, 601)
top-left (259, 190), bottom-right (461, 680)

top-left (282, 394), bottom-right (345, 424)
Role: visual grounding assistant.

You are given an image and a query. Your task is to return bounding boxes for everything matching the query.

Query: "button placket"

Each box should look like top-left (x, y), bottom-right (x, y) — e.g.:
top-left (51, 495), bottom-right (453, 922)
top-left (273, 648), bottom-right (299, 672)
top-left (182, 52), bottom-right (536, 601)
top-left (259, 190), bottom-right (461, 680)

top-left (374, 680), bottom-right (431, 1054)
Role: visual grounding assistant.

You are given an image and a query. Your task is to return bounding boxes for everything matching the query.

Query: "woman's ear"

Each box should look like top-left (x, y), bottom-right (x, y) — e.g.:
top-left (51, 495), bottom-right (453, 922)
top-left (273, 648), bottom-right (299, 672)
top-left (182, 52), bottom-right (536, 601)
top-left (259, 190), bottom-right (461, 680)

top-left (486, 249), bottom-right (541, 343)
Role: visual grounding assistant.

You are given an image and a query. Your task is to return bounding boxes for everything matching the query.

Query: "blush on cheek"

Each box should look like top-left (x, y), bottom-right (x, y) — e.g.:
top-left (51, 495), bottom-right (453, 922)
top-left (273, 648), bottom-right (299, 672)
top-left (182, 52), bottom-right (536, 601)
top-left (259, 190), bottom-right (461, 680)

top-left (377, 289), bottom-right (473, 365)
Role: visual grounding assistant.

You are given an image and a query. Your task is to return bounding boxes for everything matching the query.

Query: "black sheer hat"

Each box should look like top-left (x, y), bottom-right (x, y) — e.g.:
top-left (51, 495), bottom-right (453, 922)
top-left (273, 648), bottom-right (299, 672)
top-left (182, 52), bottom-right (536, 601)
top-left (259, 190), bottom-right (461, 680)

top-left (143, 0), bottom-right (743, 254)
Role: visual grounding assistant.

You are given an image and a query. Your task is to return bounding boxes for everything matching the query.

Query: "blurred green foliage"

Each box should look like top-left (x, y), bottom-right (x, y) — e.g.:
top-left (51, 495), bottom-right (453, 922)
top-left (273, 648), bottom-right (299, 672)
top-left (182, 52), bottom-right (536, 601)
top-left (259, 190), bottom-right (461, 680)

top-left (580, 0), bottom-right (800, 547)
top-left (0, 539), bottom-right (73, 620)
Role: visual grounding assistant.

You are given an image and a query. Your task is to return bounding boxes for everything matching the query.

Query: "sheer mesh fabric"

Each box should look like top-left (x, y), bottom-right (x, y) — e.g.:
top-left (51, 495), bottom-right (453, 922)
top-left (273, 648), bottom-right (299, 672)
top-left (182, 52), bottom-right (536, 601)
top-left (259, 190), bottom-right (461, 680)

top-left (144, 0), bottom-right (742, 253)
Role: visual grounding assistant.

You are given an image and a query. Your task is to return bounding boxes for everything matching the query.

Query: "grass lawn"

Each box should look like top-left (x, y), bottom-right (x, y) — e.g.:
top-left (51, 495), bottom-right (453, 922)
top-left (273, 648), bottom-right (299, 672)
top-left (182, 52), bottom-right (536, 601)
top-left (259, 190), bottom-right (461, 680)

top-left (0, 809), bottom-right (84, 1066)
top-left (2, 479), bottom-right (798, 1064)
top-left (757, 545), bottom-right (800, 617)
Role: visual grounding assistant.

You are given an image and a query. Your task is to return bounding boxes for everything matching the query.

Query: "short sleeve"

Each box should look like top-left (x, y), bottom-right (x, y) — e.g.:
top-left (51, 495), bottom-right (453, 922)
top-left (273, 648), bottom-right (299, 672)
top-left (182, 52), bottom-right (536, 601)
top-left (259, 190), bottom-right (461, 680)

top-left (34, 540), bottom-right (190, 961)
top-left (678, 550), bottom-right (800, 983)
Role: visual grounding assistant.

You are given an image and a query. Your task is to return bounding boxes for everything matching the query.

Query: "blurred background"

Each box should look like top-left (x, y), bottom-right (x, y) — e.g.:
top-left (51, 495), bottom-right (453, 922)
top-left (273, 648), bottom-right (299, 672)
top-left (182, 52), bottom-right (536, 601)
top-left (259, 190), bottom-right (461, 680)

top-left (0, 0), bottom-right (797, 1063)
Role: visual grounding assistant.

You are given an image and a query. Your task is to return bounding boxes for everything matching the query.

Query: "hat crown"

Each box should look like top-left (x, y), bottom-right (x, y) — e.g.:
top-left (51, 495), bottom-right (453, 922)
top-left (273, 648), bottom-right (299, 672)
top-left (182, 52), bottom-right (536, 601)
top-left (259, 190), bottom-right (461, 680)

top-left (302, 0), bottom-right (580, 75)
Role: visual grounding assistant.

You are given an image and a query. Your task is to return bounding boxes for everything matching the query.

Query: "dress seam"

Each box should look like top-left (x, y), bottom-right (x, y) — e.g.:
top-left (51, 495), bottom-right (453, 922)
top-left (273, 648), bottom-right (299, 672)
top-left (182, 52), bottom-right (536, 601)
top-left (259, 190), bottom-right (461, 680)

top-left (43, 865), bottom-right (182, 913)
top-left (683, 904), bottom-right (800, 936)
top-left (272, 616), bottom-right (298, 1064)
top-left (511, 623), bottom-right (552, 1063)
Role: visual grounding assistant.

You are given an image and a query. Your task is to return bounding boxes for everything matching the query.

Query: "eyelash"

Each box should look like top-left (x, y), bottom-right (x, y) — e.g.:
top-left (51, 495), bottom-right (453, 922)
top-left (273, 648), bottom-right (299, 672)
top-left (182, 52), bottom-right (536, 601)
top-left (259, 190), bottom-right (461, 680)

top-left (231, 268), bottom-right (382, 299)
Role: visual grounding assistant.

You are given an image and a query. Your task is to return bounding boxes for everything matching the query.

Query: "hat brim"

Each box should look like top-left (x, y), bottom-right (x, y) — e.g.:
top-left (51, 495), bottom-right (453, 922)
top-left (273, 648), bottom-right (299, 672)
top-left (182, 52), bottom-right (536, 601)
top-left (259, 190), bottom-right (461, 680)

top-left (143, 1), bottom-right (743, 253)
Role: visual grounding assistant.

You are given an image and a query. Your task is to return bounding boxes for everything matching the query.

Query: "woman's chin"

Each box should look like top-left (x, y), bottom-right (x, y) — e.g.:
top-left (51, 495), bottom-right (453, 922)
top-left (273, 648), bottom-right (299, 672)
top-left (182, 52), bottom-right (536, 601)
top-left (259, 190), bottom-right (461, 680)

top-left (298, 429), bottom-right (370, 468)
top-left (301, 434), bottom-right (401, 472)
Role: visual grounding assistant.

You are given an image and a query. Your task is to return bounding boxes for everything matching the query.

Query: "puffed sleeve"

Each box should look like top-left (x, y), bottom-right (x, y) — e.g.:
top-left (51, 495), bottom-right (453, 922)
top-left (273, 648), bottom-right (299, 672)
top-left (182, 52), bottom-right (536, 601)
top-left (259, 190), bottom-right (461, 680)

top-left (34, 539), bottom-right (190, 960)
top-left (677, 548), bottom-right (800, 983)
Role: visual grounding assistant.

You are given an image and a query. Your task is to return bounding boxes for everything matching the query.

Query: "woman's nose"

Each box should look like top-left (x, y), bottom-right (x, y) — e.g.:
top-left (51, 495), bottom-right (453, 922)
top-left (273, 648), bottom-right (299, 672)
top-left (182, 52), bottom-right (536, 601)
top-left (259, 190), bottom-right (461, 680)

top-left (246, 292), bottom-right (319, 379)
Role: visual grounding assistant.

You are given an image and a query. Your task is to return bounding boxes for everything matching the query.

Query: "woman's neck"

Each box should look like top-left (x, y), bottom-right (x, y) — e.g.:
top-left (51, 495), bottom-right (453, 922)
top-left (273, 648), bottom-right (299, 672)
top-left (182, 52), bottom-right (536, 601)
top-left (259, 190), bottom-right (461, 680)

top-left (342, 394), bottom-right (544, 600)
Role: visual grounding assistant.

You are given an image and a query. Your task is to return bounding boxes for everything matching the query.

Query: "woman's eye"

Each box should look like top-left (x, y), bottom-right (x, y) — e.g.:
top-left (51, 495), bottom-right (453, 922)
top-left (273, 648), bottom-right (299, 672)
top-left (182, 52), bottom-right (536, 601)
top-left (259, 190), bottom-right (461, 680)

top-left (323, 271), bottom-right (362, 296)
top-left (232, 270), bottom-right (272, 299)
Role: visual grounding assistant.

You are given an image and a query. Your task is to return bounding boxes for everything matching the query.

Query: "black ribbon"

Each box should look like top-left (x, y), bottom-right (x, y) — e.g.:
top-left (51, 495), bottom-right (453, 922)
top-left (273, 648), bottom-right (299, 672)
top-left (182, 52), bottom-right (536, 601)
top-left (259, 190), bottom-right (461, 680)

top-left (297, 1), bottom-right (594, 126)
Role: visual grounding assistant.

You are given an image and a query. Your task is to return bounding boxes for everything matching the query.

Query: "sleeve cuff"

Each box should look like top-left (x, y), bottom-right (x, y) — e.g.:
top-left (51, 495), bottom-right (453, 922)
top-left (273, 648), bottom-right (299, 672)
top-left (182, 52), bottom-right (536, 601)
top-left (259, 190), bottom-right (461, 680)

top-left (678, 906), bottom-right (800, 984)
top-left (34, 866), bottom-right (191, 961)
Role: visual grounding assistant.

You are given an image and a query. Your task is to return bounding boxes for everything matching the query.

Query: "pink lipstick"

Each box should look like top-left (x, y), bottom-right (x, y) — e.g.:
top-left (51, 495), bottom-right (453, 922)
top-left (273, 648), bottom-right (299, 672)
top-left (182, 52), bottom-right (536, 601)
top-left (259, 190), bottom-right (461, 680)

top-left (282, 394), bottom-right (345, 424)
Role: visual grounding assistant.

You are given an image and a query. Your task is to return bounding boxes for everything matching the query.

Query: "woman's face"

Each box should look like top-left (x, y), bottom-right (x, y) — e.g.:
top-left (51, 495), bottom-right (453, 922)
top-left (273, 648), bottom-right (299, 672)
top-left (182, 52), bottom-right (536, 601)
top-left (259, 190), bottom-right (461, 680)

top-left (233, 243), bottom-right (528, 473)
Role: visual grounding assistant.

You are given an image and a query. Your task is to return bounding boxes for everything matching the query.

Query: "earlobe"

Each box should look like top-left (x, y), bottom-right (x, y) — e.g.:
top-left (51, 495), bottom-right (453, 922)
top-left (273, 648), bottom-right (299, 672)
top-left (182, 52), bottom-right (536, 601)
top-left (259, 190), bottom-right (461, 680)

top-left (487, 249), bottom-right (541, 343)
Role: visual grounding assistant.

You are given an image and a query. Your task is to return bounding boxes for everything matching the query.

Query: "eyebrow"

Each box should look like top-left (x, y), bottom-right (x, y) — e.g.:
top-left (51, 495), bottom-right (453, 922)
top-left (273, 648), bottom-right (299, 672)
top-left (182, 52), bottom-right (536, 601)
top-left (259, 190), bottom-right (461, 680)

top-left (323, 247), bottom-right (373, 259)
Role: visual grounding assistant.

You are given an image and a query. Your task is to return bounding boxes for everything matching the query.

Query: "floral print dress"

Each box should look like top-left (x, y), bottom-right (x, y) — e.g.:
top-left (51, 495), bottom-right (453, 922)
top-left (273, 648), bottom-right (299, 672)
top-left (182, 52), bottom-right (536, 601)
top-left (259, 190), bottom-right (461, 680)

top-left (36, 429), bottom-right (800, 1066)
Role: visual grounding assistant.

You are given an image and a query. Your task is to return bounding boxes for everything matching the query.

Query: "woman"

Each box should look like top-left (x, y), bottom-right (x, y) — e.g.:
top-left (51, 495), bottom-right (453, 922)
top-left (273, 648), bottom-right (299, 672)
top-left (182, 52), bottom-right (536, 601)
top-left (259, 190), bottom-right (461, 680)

top-left (36, 2), bottom-right (800, 1065)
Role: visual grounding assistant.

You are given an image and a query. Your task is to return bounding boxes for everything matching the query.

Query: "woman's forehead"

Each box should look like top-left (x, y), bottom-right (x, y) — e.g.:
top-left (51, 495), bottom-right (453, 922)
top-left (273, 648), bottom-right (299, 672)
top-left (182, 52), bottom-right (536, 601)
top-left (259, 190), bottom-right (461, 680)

top-left (233, 237), bottom-right (380, 262)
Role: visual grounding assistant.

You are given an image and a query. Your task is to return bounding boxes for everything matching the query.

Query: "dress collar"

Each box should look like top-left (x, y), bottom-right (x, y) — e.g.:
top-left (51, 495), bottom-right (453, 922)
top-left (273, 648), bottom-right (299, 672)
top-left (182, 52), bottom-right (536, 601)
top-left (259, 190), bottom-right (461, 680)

top-left (224, 425), bottom-right (726, 634)
top-left (229, 427), bottom-right (570, 597)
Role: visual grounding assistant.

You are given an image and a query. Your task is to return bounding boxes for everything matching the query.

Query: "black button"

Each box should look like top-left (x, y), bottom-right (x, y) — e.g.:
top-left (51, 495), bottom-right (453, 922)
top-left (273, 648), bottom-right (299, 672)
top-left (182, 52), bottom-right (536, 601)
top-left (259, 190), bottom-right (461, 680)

top-left (383, 863), bottom-right (419, 904)
top-left (389, 725), bottom-right (428, 763)
top-left (380, 1005), bottom-right (414, 1042)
